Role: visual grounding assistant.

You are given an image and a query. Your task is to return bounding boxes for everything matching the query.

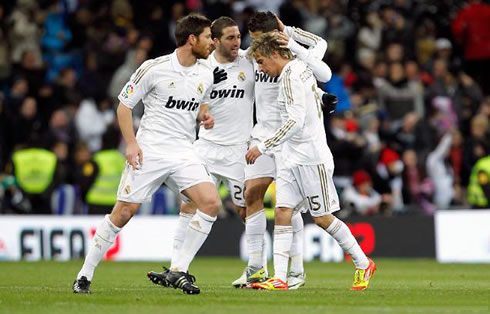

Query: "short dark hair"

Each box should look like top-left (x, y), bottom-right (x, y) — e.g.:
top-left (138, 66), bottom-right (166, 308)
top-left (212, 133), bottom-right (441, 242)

top-left (175, 14), bottom-right (212, 47)
top-left (211, 16), bottom-right (237, 39)
top-left (248, 11), bottom-right (279, 33)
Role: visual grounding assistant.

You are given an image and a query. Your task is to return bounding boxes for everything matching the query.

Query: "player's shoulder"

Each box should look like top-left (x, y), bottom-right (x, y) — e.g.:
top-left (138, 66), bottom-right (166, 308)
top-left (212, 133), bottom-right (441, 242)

top-left (132, 54), bottom-right (172, 83)
top-left (287, 59), bottom-right (312, 82)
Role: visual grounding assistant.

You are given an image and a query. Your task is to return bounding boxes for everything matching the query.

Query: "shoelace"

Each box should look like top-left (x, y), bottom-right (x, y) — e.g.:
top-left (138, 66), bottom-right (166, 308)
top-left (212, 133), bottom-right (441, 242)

top-left (77, 278), bottom-right (90, 289)
top-left (354, 270), bottom-right (362, 285)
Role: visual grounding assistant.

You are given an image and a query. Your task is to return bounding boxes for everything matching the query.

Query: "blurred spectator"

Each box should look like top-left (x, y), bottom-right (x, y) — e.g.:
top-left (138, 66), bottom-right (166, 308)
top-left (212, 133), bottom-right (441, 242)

top-left (373, 147), bottom-right (403, 213)
top-left (426, 133), bottom-right (454, 209)
top-left (357, 11), bottom-right (382, 66)
top-left (80, 130), bottom-right (125, 215)
top-left (401, 149), bottom-right (434, 215)
top-left (7, 0), bottom-right (41, 65)
top-left (461, 114), bottom-right (489, 186)
top-left (75, 96), bottom-right (115, 152)
top-left (376, 62), bottom-right (424, 125)
top-left (467, 155), bottom-right (490, 209)
top-left (451, 0), bottom-right (490, 95)
top-left (5, 145), bottom-right (62, 214)
top-left (342, 169), bottom-right (383, 216)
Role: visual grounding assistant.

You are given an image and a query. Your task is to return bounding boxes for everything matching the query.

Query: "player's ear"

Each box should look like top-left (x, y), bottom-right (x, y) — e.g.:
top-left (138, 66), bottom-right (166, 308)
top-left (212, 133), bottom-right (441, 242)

top-left (213, 37), bottom-right (220, 48)
top-left (188, 34), bottom-right (197, 46)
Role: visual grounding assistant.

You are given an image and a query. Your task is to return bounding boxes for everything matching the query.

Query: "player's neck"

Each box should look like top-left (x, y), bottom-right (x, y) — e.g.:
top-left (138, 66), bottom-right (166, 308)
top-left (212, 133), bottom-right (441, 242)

top-left (276, 58), bottom-right (292, 75)
top-left (214, 51), bottom-right (235, 64)
top-left (176, 47), bottom-right (197, 67)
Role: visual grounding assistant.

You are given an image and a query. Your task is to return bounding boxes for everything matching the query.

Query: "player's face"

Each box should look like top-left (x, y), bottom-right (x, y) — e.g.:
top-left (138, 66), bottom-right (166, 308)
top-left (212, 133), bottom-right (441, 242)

top-left (255, 52), bottom-right (279, 77)
top-left (216, 26), bottom-right (241, 60)
top-left (192, 27), bottom-right (213, 59)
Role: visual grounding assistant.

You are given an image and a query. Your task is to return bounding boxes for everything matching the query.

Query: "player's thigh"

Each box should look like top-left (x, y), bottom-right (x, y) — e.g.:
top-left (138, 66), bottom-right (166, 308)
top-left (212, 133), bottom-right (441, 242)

top-left (117, 156), bottom-right (169, 204)
top-left (223, 176), bottom-right (246, 208)
top-left (297, 164), bottom-right (340, 217)
top-left (244, 176), bottom-right (274, 207)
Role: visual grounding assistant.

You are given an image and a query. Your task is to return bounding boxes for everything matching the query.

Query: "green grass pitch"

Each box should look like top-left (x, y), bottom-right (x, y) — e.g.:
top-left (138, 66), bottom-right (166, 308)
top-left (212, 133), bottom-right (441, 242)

top-left (0, 258), bottom-right (488, 314)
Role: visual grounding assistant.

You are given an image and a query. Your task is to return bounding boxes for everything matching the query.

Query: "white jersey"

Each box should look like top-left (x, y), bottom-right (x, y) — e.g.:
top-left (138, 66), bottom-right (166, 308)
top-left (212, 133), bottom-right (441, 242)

top-left (257, 59), bottom-right (333, 168)
top-left (250, 26), bottom-right (330, 142)
top-left (199, 50), bottom-right (255, 145)
top-left (118, 50), bottom-right (214, 155)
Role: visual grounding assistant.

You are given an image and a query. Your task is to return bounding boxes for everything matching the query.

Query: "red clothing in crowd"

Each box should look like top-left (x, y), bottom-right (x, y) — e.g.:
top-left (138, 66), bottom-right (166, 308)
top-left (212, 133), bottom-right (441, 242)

top-left (452, 2), bottom-right (490, 60)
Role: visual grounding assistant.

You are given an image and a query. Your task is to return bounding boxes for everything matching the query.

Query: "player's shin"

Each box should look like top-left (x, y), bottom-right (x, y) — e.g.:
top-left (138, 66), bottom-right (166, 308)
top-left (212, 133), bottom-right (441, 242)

top-left (171, 210), bottom-right (216, 272)
top-left (273, 225), bottom-right (293, 282)
top-left (290, 212), bottom-right (304, 274)
top-left (77, 214), bottom-right (121, 281)
top-left (246, 209), bottom-right (266, 269)
top-left (323, 216), bottom-right (369, 269)
top-left (170, 212), bottom-right (194, 267)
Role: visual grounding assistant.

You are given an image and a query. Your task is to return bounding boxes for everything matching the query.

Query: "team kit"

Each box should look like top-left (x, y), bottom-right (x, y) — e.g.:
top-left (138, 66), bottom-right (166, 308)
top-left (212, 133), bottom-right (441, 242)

top-left (72, 11), bottom-right (376, 295)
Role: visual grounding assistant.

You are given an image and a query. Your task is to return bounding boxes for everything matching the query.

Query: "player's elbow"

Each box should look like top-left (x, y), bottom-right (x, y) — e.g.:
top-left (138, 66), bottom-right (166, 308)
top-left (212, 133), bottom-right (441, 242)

top-left (317, 65), bottom-right (332, 83)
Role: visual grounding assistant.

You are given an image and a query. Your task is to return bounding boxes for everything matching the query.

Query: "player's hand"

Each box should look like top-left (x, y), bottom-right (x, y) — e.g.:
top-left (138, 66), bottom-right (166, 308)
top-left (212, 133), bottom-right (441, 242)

top-left (200, 112), bottom-right (214, 129)
top-left (276, 31), bottom-right (290, 49)
top-left (245, 146), bottom-right (262, 164)
top-left (213, 67), bottom-right (227, 84)
top-left (274, 13), bottom-right (285, 31)
top-left (322, 93), bottom-right (338, 114)
top-left (126, 141), bottom-right (143, 170)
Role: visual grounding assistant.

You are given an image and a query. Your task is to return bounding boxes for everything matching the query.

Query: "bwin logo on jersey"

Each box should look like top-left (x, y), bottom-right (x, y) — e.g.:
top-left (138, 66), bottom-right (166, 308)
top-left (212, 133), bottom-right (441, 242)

top-left (209, 85), bottom-right (245, 99)
top-left (255, 70), bottom-right (279, 83)
top-left (165, 96), bottom-right (200, 111)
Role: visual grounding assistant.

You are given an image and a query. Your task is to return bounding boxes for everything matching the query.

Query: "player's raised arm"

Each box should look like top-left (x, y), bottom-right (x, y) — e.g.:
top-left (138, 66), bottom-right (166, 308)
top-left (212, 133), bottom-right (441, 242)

top-left (275, 15), bottom-right (331, 83)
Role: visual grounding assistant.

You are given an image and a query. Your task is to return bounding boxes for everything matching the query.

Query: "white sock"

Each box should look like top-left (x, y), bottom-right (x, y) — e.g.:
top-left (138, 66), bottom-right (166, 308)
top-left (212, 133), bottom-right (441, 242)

top-left (170, 212), bottom-right (194, 267)
top-left (246, 209), bottom-right (266, 269)
top-left (325, 217), bottom-right (369, 269)
top-left (290, 213), bottom-right (304, 274)
top-left (171, 210), bottom-right (216, 272)
top-left (77, 215), bottom-right (121, 281)
top-left (273, 225), bottom-right (293, 282)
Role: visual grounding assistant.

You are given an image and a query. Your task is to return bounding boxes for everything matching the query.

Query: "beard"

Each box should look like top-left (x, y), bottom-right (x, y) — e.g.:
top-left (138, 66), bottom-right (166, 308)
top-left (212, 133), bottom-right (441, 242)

top-left (192, 42), bottom-right (210, 59)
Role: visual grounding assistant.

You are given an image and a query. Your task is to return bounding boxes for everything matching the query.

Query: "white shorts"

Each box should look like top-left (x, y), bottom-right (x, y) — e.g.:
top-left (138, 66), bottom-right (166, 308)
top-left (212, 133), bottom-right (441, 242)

top-left (192, 139), bottom-right (246, 207)
top-left (276, 163), bottom-right (340, 217)
top-left (244, 139), bottom-right (279, 181)
top-left (117, 151), bottom-right (214, 204)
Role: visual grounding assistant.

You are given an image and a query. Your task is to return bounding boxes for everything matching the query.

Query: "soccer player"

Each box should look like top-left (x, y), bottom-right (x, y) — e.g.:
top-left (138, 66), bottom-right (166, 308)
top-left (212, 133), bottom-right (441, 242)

top-left (245, 32), bottom-right (376, 291)
top-left (147, 16), bottom-right (257, 287)
top-left (235, 11), bottom-right (337, 289)
top-left (72, 14), bottom-right (221, 295)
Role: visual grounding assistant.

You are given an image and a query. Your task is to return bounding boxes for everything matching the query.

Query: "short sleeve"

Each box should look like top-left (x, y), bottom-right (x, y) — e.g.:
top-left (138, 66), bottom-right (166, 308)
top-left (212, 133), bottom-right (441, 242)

top-left (118, 60), bottom-right (155, 109)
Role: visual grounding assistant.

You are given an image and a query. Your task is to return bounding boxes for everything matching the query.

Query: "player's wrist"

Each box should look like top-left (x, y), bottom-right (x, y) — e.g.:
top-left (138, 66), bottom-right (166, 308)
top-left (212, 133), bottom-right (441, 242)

top-left (257, 142), bottom-right (267, 154)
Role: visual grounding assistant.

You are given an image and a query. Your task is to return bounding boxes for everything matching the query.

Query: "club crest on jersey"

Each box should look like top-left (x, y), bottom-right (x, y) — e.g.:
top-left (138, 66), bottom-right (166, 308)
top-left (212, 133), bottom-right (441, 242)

top-left (197, 82), bottom-right (204, 95)
top-left (169, 82), bottom-right (176, 88)
top-left (238, 71), bottom-right (246, 82)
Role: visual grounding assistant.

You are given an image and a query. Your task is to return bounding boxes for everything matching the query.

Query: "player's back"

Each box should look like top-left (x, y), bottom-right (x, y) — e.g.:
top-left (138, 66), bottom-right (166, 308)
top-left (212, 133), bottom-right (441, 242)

top-left (198, 51), bottom-right (254, 145)
top-left (278, 59), bottom-right (333, 167)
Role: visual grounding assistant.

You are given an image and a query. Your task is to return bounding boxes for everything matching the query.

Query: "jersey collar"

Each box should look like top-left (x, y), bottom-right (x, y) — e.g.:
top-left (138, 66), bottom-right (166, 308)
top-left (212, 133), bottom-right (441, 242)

top-left (209, 51), bottom-right (240, 69)
top-left (278, 59), bottom-right (296, 80)
top-left (171, 50), bottom-right (200, 76)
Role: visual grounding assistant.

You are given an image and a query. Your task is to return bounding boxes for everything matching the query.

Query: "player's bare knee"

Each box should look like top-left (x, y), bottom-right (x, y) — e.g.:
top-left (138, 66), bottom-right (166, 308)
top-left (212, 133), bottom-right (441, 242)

top-left (275, 207), bottom-right (293, 225)
top-left (244, 185), bottom-right (266, 208)
top-left (110, 202), bottom-right (139, 227)
top-left (313, 214), bottom-right (335, 229)
top-left (181, 201), bottom-right (197, 215)
top-left (199, 196), bottom-right (221, 217)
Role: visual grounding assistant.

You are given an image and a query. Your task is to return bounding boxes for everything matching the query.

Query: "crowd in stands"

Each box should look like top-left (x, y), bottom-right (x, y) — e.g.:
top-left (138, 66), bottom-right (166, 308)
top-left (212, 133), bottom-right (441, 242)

top-left (0, 0), bottom-right (488, 216)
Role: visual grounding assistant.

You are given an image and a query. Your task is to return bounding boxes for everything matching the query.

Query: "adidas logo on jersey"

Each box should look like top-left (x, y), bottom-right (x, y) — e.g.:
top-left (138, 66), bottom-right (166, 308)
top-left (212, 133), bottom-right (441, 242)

top-left (209, 85), bottom-right (245, 99)
top-left (255, 70), bottom-right (279, 83)
top-left (165, 96), bottom-right (200, 111)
